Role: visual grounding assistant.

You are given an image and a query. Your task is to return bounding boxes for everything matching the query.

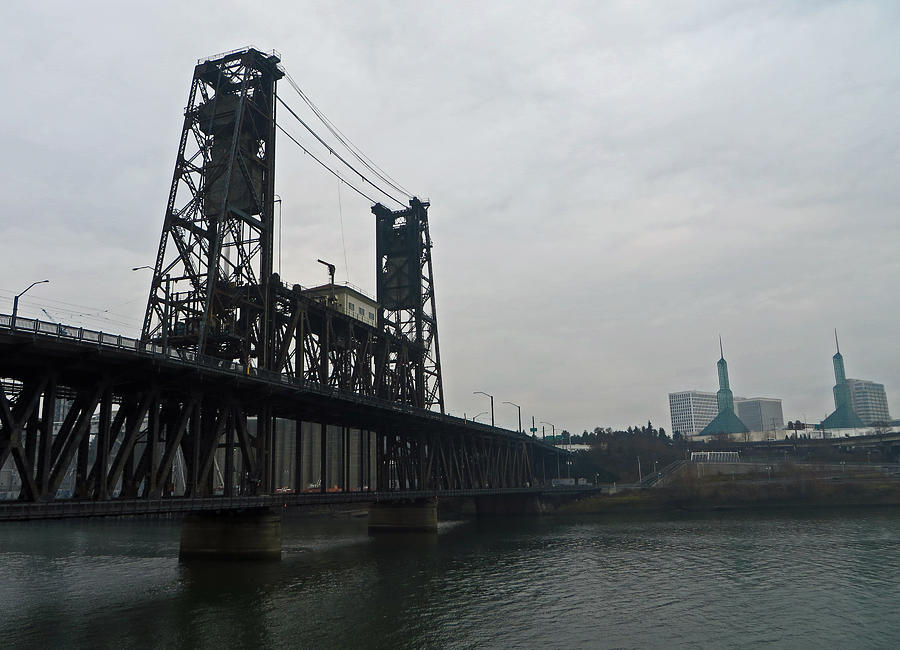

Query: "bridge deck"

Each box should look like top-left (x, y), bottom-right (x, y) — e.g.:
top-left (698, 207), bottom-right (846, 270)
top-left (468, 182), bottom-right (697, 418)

top-left (0, 314), bottom-right (557, 446)
top-left (0, 486), bottom-right (602, 521)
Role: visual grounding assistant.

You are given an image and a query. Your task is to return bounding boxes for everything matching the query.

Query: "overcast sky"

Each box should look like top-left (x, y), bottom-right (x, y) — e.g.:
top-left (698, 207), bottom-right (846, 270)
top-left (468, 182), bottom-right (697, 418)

top-left (1, 0), bottom-right (898, 433)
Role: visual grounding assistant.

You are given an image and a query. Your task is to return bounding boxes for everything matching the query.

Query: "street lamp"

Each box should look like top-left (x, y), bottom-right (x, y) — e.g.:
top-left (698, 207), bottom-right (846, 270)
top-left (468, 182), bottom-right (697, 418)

top-left (502, 400), bottom-right (522, 433)
top-left (474, 391), bottom-right (494, 427)
top-left (472, 411), bottom-right (488, 423)
top-left (133, 266), bottom-right (171, 348)
top-left (541, 421), bottom-right (558, 477)
top-left (540, 421), bottom-right (555, 441)
top-left (12, 280), bottom-right (50, 326)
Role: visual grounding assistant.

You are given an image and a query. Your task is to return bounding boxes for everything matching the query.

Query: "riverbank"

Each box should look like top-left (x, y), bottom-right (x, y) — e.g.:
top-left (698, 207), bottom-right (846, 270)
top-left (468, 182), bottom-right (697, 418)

top-left (557, 476), bottom-right (900, 514)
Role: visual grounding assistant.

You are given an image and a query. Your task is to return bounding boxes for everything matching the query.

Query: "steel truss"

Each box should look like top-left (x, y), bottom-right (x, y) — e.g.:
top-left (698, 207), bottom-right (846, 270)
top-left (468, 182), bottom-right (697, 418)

top-left (141, 48), bottom-right (445, 413)
top-left (0, 328), bottom-right (560, 505)
top-left (142, 48), bottom-right (282, 366)
top-left (0, 375), bottom-right (264, 501)
top-left (376, 432), bottom-right (535, 491)
top-left (373, 198), bottom-right (444, 411)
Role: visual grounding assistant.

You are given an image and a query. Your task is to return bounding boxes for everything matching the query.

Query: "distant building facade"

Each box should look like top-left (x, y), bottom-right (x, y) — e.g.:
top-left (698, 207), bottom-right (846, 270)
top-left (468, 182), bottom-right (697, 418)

top-left (846, 379), bottom-right (891, 426)
top-left (735, 398), bottom-right (784, 432)
top-left (668, 390), bottom-right (718, 437)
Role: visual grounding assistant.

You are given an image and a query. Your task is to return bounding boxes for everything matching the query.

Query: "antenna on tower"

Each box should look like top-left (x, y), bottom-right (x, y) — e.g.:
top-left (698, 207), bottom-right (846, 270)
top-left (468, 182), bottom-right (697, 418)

top-left (719, 334), bottom-right (724, 359)
top-left (834, 328), bottom-right (840, 354)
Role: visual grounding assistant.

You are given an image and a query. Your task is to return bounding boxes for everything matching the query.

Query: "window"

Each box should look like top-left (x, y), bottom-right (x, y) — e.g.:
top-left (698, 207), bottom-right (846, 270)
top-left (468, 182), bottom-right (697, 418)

top-left (349, 301), bottom-right (355, 311)
top-left (368, 311), bottom-right (374, 320)
top-left (359, 306), bottom-right (365, 314)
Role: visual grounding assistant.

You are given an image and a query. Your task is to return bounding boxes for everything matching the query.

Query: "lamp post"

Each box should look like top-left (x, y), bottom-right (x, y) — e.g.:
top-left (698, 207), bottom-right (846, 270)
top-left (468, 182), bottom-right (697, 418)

top-left (133, 266), bottom-right (171, 348)
top-left (12, 280), bottom-right (50, 327)
top-left (502, 401), bottom-right (522, 433)
top-left (541, 421), bottom-right (558, 477)
top-left (540, 421), bottom-right (555, 441)
top-left (472, 411), bottom-right (488, 423)
top-left (474, 391), bottom-right (494, 427)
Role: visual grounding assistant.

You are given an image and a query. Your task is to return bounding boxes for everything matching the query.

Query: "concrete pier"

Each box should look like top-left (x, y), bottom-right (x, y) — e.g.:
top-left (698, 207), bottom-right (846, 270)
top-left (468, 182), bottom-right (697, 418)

top-left (179, 508), bottom-right (283, 560)
top-left (368, 499), bottom-right (438, 532)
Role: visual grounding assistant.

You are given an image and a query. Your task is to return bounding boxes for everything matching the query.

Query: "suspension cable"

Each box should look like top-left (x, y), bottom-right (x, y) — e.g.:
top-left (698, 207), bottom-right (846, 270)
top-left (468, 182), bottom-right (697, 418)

top-left (276, 95), bottom-right (406, 208)
top-left (281, 70), bottom-right (414, 199)
top-left (275, 122), bottom-right (381, 205)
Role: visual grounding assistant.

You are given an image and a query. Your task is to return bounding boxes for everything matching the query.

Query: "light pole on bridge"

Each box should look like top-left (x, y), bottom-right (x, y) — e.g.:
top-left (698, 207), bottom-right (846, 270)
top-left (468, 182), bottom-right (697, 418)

top-left (133, 266), bottom-right (172, 349)
top-left (472, 411), bottom-right (488, 423)
top-left (12, 279), bottom-right (50, 327)
top-left (540, 421), bottom-right (555, 441)
top-left (474, 391), bottom-right (494, 427)
top-left (502, 400), bottom-right (522, 433)
top-left (541, 421), bottom-right (559, 478)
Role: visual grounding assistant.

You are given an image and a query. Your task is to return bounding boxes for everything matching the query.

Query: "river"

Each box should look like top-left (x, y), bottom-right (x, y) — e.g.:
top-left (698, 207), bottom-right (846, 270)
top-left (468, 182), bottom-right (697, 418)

top-left (2, 507), bottom-right (899, 648)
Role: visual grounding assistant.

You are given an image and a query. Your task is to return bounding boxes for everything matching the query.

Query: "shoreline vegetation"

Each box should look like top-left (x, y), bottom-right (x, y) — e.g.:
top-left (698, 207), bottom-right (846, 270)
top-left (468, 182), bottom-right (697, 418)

top-left (556, 464), bottom-right (900, 514)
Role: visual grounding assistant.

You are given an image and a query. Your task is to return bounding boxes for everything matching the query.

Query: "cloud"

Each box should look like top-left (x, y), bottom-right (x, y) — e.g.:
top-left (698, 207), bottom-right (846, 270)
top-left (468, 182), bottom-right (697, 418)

top-left (1, 0), bottom-right (898, 431)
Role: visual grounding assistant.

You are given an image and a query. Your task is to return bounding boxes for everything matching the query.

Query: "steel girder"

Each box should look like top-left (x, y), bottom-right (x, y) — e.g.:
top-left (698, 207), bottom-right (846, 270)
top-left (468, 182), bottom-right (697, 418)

top-left (375, 430), bottom-right (536, 492)
top-left (0, 373), bottom-right (262, 502)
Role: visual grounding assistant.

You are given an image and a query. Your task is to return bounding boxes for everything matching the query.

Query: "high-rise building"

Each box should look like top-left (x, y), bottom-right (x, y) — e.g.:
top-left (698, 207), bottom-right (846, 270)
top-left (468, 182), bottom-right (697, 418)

top-left (846, 379), bottom-right (891, 426)
top-left (668, 390), bottom-right (719, 437)
top-left (821, 331), bottom-right (865, 430)
top-left (735, 397), bottom-right (784, 432)
top-left (697, 339), bottom-right (749, 436)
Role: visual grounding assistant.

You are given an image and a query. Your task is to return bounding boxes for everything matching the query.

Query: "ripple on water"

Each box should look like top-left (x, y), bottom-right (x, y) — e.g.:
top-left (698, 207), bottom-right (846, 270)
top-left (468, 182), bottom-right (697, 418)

top-left (3, 510), bottom-right (900, 647)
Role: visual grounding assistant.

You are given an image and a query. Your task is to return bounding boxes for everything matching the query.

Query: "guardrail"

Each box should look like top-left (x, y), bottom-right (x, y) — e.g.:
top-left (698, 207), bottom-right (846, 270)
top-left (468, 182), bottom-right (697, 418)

top-left (638, 459), bottom-right (686, 488)
top-left (0, 314), bottom-right (563, 450)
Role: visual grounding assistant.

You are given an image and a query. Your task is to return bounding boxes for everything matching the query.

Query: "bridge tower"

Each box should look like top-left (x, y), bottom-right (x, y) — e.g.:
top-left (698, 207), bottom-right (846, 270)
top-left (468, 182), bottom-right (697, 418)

top-left (142, 48), bottom-right (283, 368)
top-left (373, 199), bottom-right (444, 412)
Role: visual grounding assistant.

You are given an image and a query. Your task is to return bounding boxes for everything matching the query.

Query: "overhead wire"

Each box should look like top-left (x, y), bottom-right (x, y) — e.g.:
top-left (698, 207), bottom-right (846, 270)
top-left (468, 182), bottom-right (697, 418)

top-left (275, 122), bottom-right (380, 204)
top-left (281, 70), bottom-right (413, 200)
top-left (0, 289), bottom-right (144, 332)
top-left (276, 94), bottom-right (407, 208)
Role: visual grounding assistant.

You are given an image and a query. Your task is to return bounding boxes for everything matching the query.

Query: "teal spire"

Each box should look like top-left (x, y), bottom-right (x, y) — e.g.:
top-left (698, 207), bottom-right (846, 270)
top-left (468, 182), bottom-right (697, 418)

top-left (832, 328), bottom-right (846, 385)
top-left (832, 329), bottom-right (851, 411)
top-left (821, 329), bottom-right (863, 429)
top-left (698, 336), bottom-right (749, 436)
top-left (716, 336), bottom-right (734, 412)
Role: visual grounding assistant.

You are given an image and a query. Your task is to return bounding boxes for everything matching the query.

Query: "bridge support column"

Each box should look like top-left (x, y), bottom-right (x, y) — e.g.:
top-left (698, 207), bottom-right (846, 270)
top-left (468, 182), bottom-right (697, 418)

top-left (179, 508), bottom-right (282, 560)
top-left (368, 499), bottom-right (437, 533)
top-left (475, 494), bottom-right (547, 516)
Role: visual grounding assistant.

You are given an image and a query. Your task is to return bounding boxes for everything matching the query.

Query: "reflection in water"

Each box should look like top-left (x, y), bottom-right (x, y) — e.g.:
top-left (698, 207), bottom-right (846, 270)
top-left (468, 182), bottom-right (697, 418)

top-left (2, 510), bottom-right (900, 647)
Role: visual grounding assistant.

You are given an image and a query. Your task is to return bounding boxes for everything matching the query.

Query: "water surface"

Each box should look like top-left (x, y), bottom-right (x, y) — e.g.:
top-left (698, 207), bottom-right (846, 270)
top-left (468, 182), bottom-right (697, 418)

top-left (2, 508), bottom-right (899, 648)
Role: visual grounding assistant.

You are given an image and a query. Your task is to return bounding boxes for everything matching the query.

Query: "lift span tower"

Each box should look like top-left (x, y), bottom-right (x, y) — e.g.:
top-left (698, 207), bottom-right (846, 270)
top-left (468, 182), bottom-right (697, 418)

top-left (141, 47), bottom-right (444, 412)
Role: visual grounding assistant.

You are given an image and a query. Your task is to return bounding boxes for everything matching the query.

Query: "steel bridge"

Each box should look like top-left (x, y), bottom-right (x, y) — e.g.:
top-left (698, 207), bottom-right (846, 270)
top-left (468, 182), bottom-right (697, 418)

top-left (0, 48), bottom-right (566, 521)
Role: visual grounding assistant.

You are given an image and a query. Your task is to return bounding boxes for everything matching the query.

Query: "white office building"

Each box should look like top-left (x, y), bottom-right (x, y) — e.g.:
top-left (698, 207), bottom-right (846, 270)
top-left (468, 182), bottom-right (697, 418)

top-left (846, 379), bottom-right (891, 426)
top-left (669, 391), bottom-right (720, 437)
top-left (735, 397), bottom-right (784, 432)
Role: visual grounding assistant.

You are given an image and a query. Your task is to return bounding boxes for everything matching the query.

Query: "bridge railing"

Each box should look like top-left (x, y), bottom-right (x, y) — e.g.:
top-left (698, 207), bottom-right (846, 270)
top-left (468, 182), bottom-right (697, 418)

top-left (0, 313), bottom-right (564, 451)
